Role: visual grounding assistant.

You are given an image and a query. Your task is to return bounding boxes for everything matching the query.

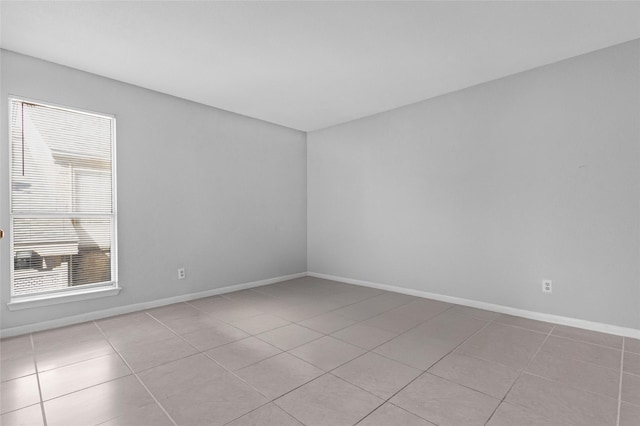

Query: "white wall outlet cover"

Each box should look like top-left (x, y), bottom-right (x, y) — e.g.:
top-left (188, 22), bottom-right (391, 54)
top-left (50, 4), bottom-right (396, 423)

top-left (542, 280), bottom-right (552, 293)
top-left (178, 268), bottom-right (186, 280)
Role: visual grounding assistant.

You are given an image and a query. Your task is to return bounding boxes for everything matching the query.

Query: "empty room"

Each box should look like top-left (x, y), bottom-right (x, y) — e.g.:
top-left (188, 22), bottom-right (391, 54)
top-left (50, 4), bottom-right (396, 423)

top-left (0, 1), bottom-right (639, 425)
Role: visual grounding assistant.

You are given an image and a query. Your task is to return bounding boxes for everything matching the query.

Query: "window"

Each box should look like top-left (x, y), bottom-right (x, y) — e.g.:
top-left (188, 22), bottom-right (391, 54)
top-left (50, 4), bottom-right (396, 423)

top-left (9, 98), bottom-right (117, 303)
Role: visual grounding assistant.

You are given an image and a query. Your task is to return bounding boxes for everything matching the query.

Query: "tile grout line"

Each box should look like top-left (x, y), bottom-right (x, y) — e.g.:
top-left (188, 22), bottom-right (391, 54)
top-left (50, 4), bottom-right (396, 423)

top-left (251, 314), bottom-right (491, 425)
top-left (11, 282), bottom-right (630, 425)
top-left (142, 311), bottom-right (287, 401)
top-left (550, 333), bottom-right (626, 351)
top-left (340, 314), bottom-right (624, 379)
top-left (121, 308), bottom-right (615, 426)
top-left (616, 338), bottom-right (625, 426)
top-left (173, 285), bottom-right (424, 344)
top-left (217, 297), bottom-right (445, 424)
top-left (143, 301), bottom-right (416, 425)
top-left (263, 289), bottom-right (410, 324)
top-left (483, 324), bottom-right (556, 425)
top-left (145, 305), bottom-right (331, 380)
top-left (92, 320), bottom-right (179, 426)
top-left (339, 308), bottom-right (488, 373)
top-left (28, 333), bottom-right (48, 426)
top-left (100, 311), bottom-right (283, 426)
top-left (181, 290), bottom-right (437, 372)
top-left (183, 300), bottom-right (266, 325)
top-left (186, 283), bottom-right (389, 326)
top-left (221, 373), bottom-right (337, 426)
top-left (352, 315), bottom-right (498, 426)
top-left (267, 371), bottom-right (338, 425)
top-left (270, 309), bottom-right (504, 423)
top-left (454, 332), bottom-right (626, 399)
top-left (510, 369), bottom-right (622, 401)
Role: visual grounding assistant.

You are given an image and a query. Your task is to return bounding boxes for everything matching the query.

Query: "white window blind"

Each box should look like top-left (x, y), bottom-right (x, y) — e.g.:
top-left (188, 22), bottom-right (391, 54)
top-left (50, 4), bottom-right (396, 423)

top-left (9, 98), bottom-right (117, 297)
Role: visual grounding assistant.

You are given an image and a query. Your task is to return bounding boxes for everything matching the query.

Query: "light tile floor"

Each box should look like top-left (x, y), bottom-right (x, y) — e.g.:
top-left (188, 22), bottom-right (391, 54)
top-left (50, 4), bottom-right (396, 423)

top-left (1, 276), bottom-right (638, 426)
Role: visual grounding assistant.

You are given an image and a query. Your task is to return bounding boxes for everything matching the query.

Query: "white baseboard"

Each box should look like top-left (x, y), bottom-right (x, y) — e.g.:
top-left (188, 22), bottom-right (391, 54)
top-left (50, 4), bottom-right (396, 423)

top-left (307, 272), bottom-right (640, 339)
top-left (0, 272), bottom-right (307, 338)
top-left (4, 270), bottom-right (639, 340)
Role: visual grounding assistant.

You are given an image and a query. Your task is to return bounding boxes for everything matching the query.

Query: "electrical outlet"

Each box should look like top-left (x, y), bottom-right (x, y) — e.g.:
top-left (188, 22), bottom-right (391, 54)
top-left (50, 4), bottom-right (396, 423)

top-left (178, 268), bottom-right (186, 280)
top-left (542, 279), bottom-right (552, 293)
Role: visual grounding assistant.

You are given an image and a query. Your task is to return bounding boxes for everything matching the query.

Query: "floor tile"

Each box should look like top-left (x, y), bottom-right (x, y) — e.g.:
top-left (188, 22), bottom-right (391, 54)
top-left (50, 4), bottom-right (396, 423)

top-left (32, 322), bottom-right (105, 352)
top-left (151, 310), bottom-right (227, 335)
top-left (1, 354), bottom-right (36, 383)
top-left (146, 302), bottom-right (201, 322)
top-left (117, 334), bottom-right (198, 372)
top-left (457, 322), bottom-right (546, 370)
top-left (0, 403), bottom-right (44, 426)
top-left (526, 349), bottom-right (620, 398)
top-left (505, 373), bottom-right (618, 425)
top-left (446, 305), bottom-right (500, 321)
top-left (221, 289), bottom-right (274, 304)
top-left (35, 338), bottom-right (115, 372)
top-left (374, 314), bottom-right (486, 370)
top-left (409, 310), bottom-right (488, 344)
top-left (626, 337), bottom-right (640, 354)
top-left (236, 352), bottom-right (323, 400)
top-left (257, 324), bottom-right (322, 351)
top-left (253, 283), bottom-right (299, 298)
top-left (623, 350), bottom-right (640, 375)
top-left (333, 352), bottom-right (421, 399)
top-left (299, 312), bottom-right (356, 334)
top-left (429, 352), bottom-right (520, 399)
top-left (39, 353), bottom-right (131, 401)
top-left (358, 403), bottom-right (435, 426)
top-left (289, 336), bottom-right (366, 371)
top-left (183, 295), bottom-right (228, 310)
top-left (622, 372), bottom-right (640, 405)
top-left (619, 402), bottom-right (640, 426)
top-left (388, 299), bottom-right (452, 322)
top-left (334, 285), bottom-right (384, 301)
top-left (391, 373), bottom-right (499, 426)
top-left (331, 323), bottom-right (398, 350)
top-left (226, 403), bottom-right (303, 426)
top-left (539, 335), bottom-right (621, 370)
top-left (231, 314), bottom-right (290, 335)
top-left (494, 314), bottom-right (554, 333)
top-left (98, 402), bottom-right (174, 426)
top-left (0, 335), bottom-right (33, 360)
top-left (362, 310), bottom-right (425, 334)
top-left (374, 336), bottom-right (452, 371)
top-left (0, 375), bottom-right (40, 414)
top-left (97, 313), bottom-right (175, 349)
top-left (43, 376), bottom-right (155, 426)
top-left (157, 372), bottom-right (267, 426)
top-left (205, 337), bottom-right (281, 371)
top-left (206, 303), bottom-right (266, 323)
top-left (95, 312), bottom-right (150, 331)
top-left (486, 402), bottom-right (566, 426)
top-left (274, 302), bottom-right (339, 322)
top-left (331, 293), bottom-right (416, 321)
top-left (3, 281), bottom-right (632, 426)
top-left (181, 323), bottom-right (248, 351)
top-left (1, 336), bottom-right (35, 382)
top-left (551, 325), bottom-right (622, 349)
top-left (138, 354), bottom-right (227, 400)
top-left (274, 374), bottom-right (383, 426)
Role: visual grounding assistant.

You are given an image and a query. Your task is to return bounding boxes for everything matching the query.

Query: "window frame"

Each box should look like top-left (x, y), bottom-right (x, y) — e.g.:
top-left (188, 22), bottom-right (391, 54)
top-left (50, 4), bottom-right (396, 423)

top-left (7, 96), bottom-right (120, 309)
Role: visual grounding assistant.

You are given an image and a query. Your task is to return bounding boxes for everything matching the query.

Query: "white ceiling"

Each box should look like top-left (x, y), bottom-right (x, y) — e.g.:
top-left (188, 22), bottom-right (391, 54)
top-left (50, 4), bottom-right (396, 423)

top-left (1, 1), bottom-right (639, 131)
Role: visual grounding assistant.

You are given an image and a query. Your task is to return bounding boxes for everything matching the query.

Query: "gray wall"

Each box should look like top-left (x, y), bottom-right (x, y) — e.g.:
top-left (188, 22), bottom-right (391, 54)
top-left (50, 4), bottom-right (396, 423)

top-left (308, 40), bottom-right (640, 329)
top-left (0, 50), bottom-right (307, 330)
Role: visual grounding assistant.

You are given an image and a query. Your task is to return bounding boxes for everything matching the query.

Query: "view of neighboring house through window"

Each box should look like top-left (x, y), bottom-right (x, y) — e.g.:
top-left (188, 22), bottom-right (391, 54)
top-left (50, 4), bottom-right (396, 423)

top-left (9, 98), bottom-right (116, 298)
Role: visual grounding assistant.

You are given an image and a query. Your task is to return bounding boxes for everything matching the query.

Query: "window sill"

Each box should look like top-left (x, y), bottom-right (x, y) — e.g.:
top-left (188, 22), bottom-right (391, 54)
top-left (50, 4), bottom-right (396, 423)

top-left (7, 285), bottom-right (122, 311)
